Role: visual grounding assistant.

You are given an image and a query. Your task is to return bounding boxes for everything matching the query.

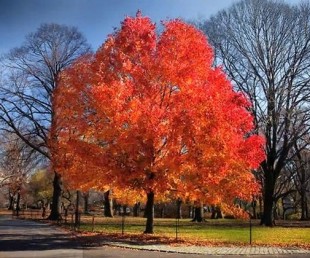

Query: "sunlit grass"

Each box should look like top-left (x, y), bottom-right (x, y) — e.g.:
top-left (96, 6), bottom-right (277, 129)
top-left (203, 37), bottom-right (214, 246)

top-left (75, 216), bottom-right (310, 246)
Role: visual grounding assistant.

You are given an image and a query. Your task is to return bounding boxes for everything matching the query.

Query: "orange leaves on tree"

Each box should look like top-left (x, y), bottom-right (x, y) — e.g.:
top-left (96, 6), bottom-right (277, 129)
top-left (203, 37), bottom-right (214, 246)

top-left (51, 12), bottom-right (265, 217)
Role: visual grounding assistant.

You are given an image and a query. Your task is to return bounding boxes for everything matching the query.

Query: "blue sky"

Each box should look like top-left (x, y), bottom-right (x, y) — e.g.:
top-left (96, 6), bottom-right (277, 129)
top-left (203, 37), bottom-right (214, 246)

top-left (0, 0), bottom-right (302, 54)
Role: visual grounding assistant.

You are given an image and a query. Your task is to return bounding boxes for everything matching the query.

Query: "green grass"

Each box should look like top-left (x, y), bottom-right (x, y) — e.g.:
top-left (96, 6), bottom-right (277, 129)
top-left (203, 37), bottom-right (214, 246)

top-left (75, 216), bottom-right (310, 247)
top-left (5, 208), bottom-right (309, 247)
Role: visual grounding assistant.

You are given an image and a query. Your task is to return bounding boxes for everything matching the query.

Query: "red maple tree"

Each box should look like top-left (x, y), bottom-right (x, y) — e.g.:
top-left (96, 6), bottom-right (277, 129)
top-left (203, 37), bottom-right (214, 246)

top-left (51, 12), bottom-right (265, 233)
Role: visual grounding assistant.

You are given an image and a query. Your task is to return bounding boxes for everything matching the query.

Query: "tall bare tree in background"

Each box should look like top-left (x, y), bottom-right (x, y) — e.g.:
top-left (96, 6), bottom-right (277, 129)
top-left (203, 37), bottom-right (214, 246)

top-left (0, 23), bottom-right (91, 219)
top-left (287, 143), bottom-right (310, 220)
top-left (202, 0), bottom-right (310, 226)
top-left (0, 132), bottom-right (39, 212)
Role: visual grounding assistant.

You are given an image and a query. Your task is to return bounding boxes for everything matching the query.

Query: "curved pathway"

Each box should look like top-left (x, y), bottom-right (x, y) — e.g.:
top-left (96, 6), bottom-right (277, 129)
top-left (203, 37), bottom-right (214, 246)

top-left (107, 241), bottom-right (310, 255)
top-left (0, 215), bottom-right (82, 257)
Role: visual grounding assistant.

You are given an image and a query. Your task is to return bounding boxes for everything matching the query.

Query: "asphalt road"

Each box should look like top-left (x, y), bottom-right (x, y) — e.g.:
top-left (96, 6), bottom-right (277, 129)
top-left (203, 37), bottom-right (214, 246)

top-left (0, 215), bottom-right (308, 258)
top-left (0, 215), bottom-right (205, 258)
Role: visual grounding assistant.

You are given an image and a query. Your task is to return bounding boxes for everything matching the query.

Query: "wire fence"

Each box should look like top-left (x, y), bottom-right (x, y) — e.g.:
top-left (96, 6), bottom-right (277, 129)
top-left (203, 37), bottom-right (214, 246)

top-left (9, 208), bottom-right (310, 246)
top-left (12, 209), bottom-right (44, 220)
top-left (12, 208), bottom-right (192, 240)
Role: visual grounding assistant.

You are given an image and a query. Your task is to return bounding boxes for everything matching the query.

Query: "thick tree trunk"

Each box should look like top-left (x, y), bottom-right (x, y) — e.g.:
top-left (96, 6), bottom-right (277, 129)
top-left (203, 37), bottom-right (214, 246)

top-left (300, 191), bottom-right (308, 220)
top-left (48, 171), bottom-right (63, 220)
top-left (260, 174), bottom-right (275, 226)
top-left (104, 190), bottom-right (113, 217)
top-left (8, 193), bottom-right (14, 210)
top-left (192, 203), bottom-right (203, 222)
top-left (144, 191), bottom-right (154, 234)
top-left (83, 191), bottom-right (89, 214)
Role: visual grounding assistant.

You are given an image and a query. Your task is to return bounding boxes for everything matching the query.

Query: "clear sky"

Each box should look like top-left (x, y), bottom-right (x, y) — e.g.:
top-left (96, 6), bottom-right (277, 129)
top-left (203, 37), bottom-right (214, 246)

top-left (0, 0), bottom-right (302, 55)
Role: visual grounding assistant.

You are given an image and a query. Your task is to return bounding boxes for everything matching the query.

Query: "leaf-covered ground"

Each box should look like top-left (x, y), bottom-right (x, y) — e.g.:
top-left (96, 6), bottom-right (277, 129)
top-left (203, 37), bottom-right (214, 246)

top-left (69, 216), bottom-right (310, 249)
top-left (5, 210), bottom-right (310, 249)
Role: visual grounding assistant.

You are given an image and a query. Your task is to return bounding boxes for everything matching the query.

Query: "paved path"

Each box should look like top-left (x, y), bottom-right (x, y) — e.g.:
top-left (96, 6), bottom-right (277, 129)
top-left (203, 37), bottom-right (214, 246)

top-left (105, 241), bottom-right (310, 256)
top-left (0, 215), bottom-right (309, 257)
top-left (0, 215), bottom-right (82, 257)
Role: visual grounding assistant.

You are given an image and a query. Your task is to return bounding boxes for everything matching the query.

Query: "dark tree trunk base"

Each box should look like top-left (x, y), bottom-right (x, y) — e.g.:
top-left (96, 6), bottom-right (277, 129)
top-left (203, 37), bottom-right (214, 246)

top-left (260, 170), bottom-right (275, 227)
top-left (104, 190), bottom-right (113, 217)
top-left (144, 191), bottom-right (154, 234)
top-left (191, 206), bottom-right (203, 222)
top-left (48, 171), bottom-right (63, 221)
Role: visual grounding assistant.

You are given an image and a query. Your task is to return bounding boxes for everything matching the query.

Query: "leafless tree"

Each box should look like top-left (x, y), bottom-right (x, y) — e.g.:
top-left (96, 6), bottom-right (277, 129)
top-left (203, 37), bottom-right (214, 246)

top-left (0, 132), bottom-right (40, 212)
top-left (202, 0), bottom-right (310, 226)
top-left (287, 143), bottom-right (310, 220)
top-left (0, 23), bottom-right (91, 219)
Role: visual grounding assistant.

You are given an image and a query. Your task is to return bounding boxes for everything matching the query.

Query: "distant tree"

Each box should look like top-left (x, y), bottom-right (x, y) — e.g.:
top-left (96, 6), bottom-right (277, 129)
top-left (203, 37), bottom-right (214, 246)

top-left (287, 144), bottom-right (310, 220)
top-left (203, 0), bottom-right (310, 226)
top-left (27, 169), bottom-right (53, 208)
top-left (52, 13), bottom-right (265, 233)
top-left (0, 23), bottom-right (91, 220)
top-left (0, 132), bottom-right (39, 212)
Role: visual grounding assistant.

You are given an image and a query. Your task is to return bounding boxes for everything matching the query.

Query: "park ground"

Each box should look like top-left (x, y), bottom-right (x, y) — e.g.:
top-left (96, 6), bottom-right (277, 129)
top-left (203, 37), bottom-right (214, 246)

top-left (13, 209), bottom-right (310, 248)
top-left (1, 209), bottom-right (310, 257)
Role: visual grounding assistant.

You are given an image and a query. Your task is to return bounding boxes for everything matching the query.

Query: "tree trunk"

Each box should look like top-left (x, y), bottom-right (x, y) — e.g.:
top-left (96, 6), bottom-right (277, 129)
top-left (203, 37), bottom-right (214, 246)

top-left (192, 203), bottom-right (203, 222)
top-left (144, 191), bottom-right (154, 234)
top-left (104, 190), bottom-right (113, 217)
top-left (133, 202), bottom-right (140, 217)
top-left (260, 174), bottom-right (275, 226)
top-left (159, 206), bottom-right (165, 218)
top-left (8, 192), bottom-right (14, 210)
top-left (211, 205), bottom-right (222, 219)
top-left (211, 205), bottom-right (216, 219)
top-left (83, 191), bottom-right (89, 214)
top-left (75, 190), bottom-right (80, 227)
top-left (48, 171), bottom-right (63, 220)
top-left (300, 191), bottom-right (307, 220)
top-left (216, 207), bottom-right (223, 218)
top-left (16, 191), bottom-right (21, 216)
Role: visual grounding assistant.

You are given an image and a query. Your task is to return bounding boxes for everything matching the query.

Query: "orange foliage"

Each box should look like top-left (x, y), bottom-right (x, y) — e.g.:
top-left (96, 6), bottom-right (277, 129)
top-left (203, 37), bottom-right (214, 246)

top-left (50, 12), bottom-right (265, 215)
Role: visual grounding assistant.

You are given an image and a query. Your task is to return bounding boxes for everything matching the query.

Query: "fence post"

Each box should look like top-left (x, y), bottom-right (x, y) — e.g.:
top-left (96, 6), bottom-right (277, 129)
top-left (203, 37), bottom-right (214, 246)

top-left (78, 212), bottom-right (81, 230)
top-left (75, 191), bottom-right (81, 230)
top-left (249, 217), bottom-right (252, 245)
top-left (175, 198), bottom-right (182, 241)
top-left (121, 212), bottom-right (125, 235)
top-left (71, 214), bottom-right (74, 229)
top-left (92, 215), bottom-right (95, 232)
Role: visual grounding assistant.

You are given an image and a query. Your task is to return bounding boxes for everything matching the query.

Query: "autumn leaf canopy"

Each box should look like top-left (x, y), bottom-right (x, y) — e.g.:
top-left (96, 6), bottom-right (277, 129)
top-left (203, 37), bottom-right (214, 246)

top-left (50, 12), bottom-right (265, 214)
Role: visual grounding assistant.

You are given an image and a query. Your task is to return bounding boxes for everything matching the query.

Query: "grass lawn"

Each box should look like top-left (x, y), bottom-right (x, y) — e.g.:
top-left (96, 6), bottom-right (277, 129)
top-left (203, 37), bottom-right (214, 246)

top-left (75, 216), bottom-right (310, 247)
